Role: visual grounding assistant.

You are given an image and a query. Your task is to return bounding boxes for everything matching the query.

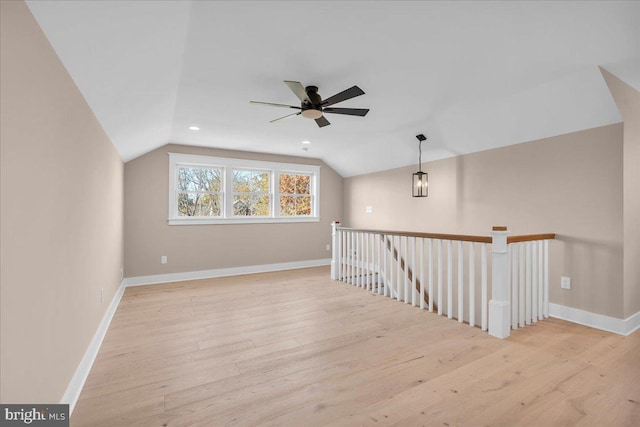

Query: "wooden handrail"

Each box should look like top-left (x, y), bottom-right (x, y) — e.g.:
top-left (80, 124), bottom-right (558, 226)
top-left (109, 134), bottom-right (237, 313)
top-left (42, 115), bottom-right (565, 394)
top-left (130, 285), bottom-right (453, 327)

top-left (507, 233), bottom-right (556, 244)
top-left (333, 222), bottom-right (555, 338)
top-left (338, 227), bottom-right (492, 243)
top-left (337, 226), bottom-right (555, 244)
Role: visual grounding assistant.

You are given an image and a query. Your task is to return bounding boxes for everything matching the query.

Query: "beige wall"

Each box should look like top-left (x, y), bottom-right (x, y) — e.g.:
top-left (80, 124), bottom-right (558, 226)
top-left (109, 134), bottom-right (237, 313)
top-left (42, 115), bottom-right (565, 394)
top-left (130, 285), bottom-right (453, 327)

top-left (0, 1), bottom-right (124, 403)
top-left (344, 124), bottom-right (624, 318)
top-left (124, 144), bottom-right (343, 277)
top-left (602, 69), bottom-right (640, 318)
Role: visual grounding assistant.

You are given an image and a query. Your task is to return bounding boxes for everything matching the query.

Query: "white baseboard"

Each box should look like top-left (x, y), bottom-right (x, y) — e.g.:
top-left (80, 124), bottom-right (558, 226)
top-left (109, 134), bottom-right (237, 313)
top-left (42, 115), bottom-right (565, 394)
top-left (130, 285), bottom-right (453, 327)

top-left (60, 258), bottom-right (330, 414)
top-left (549, 303), bottom-right (640, 336)
top-left (60, 280), bottom-right (126, 414)
top-left (124, 258), bottom-right (331, 287)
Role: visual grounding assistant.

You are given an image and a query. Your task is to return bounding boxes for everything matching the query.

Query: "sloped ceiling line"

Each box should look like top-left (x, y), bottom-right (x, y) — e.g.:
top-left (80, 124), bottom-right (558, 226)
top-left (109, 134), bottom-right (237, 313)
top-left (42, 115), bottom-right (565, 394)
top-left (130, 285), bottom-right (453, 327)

top-left (26, 0), bottom-right (639, 177)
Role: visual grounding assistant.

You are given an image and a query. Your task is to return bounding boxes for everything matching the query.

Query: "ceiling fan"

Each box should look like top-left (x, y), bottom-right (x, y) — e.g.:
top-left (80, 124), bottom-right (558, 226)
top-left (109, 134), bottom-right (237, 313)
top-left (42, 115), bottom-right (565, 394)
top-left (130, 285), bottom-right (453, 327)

top-left (250, 81), bottom-right (369, 128)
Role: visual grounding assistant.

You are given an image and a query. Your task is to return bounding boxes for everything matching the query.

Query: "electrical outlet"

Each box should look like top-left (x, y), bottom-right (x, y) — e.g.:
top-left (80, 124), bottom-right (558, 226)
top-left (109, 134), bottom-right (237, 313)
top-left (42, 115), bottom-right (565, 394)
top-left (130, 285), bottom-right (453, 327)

top-left (161, 256), bottom-right (167, 264)
top-left (366, 206), bottom-right (373, 214)
top-left (561, 276), bottom-right (571, 290)
top-left (120, 268), bottom-right (124, 280)
top-left (326, 244), bottom-right (331, 251)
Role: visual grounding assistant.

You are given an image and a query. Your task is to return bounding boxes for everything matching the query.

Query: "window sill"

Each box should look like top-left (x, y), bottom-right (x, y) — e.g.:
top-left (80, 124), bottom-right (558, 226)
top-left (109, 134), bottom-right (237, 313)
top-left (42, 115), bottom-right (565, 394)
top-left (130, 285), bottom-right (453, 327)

top-left (168, 217), bottom-right (321, 226)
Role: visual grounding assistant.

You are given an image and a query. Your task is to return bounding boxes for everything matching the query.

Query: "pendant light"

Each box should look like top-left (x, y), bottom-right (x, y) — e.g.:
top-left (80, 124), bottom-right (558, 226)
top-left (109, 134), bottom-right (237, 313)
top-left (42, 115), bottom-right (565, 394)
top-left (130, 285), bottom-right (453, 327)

top-left (412, 134), bottom-right (428, 197)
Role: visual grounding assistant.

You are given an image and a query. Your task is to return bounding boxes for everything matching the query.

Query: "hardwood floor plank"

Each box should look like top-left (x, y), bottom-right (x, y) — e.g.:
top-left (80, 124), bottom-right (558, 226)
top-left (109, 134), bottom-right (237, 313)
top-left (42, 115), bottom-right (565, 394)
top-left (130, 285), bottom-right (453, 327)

top-left (71, 266), bottom-right (640, 427)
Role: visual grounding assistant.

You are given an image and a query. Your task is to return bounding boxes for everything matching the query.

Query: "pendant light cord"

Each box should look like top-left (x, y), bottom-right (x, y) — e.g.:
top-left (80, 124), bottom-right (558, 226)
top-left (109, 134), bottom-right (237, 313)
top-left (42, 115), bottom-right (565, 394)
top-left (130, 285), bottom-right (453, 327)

top-left (418, 140), bottom-right (422, 172)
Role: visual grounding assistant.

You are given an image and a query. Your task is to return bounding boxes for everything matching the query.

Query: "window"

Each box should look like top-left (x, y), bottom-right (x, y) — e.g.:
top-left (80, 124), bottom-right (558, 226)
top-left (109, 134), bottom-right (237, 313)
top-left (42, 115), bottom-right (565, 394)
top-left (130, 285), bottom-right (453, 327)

top-left (279, 173), bottom-right (311, 216)
top-left (232, 169), bottom-right (270, 217)
top-left (168, 153), bottom-right (320, 225)
top-left (177, 166), bottom-right (222, 217)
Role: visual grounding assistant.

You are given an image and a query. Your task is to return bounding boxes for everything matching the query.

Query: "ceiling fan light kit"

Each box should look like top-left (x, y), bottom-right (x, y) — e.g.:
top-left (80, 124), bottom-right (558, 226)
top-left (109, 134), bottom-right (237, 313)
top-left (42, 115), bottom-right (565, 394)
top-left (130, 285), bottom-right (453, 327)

top-left (413, 134), bottom-right (428, 198)
top-left (250, 80), bottom-right (369, 128)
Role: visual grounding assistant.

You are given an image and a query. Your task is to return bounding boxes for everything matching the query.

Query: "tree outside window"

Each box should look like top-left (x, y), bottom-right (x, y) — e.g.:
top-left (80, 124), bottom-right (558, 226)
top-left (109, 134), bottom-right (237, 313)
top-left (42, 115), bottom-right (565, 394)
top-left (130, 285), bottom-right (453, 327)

top-left (232, 169), bottom-right (270, 216)
top-left (280, 173), bottom-right (311, 216)
top-left (177, 166), bottom-right (222, 216)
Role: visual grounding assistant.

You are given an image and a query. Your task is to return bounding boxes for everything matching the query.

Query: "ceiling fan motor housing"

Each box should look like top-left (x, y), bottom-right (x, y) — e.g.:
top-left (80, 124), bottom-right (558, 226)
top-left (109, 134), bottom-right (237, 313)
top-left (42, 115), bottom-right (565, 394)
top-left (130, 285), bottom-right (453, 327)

top-left (301, 86), bottom-right (323, 119)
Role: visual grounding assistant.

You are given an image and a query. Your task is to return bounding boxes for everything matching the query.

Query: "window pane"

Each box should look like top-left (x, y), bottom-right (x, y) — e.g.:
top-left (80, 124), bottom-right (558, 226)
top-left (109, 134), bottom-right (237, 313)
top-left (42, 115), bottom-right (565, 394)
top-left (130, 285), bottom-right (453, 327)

top-left (280, 195), bottom-right (296, 216)
top-left (295, 196), bottom-right (311, 215)
top-left (178, 193), bottom-right (221, 216)
top-left (279, 173), bottom-right (295, 194)
top-left (233, 170), bottom-right (269, 193)
top-left (178, 167), bottom-right (221, 192)
top-left (280, 173), bottom-right (310, 195)
top-left (295, 175), bottom-right (311, 194)
top-left (233, 195), bottom-right (270, 216)
top-left (280, 195), bottom-right (311, 216)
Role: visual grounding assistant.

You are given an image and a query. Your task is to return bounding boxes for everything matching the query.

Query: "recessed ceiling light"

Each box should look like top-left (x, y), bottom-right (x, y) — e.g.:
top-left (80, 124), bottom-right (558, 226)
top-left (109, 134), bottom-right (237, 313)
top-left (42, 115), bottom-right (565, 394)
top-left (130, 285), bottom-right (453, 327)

top-left (301, 140), bottom-right (311, 145)
top-left (188, 126), bottom-right (200, 131)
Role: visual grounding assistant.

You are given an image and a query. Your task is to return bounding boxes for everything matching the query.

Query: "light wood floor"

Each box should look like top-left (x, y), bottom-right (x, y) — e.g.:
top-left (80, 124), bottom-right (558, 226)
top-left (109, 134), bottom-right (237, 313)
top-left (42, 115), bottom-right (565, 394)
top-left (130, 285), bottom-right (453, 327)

top-left (72, 266), bottom-right (640, 426)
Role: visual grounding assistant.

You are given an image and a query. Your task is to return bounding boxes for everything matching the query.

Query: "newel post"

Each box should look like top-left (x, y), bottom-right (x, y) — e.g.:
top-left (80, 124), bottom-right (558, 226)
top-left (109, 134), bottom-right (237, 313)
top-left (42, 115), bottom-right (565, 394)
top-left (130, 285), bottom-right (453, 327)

top-left (331, 221), bottom-right (340, 280)
top-left (489, 226), bottom-right (511, 338)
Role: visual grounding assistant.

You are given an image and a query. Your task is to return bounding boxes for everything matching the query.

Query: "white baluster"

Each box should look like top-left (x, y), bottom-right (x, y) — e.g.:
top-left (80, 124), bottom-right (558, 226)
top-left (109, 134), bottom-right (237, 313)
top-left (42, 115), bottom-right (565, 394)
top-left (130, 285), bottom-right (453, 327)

top-left (345, 231), bottom-right (349, 284)
top-left (376, 233), bottom-right (381, 294)
top-left (458, 241), bottom-right (464, 323)
top-left (420, 238), bottom-right (425, 310)
top-left (351, 232), bottom-right (358, 286)
top-left (544, 239), bottom-right (549, 318)
top-left (511, 243), bottom-right (518, 329)
top-left (361, 232), bottom-right (365, 288)
top-left (412, 237), bottom-right (417, 306)
top-left (447, 240), bottom-right (453, 319)
top-left (371, 233), bottom-right (375, 292)
top-left (356, 232), bottom-right (360, 287)
top-left (469, 242), bottom-right (475, 327)
top-left (519, 242), bottom-right (525, 328)
top-left (389, 235), bottom-right (395, 298)
top-left (365, 232), bottom-right (370, 290)
top-left (396, 235), bottom-right (402, 301)
top-left (532, 241), bottom-right (538, 323)
top-left (438, 239), bottom-right (443, 315)
top-left (404, 236), bottom-right (410, 304)
top-left (340, 230), bottom-right (347, 282)
top-left (526, 241), bottom-right (532, 325)
top-left (382, 235), bottom-right (388, 297)
top-left (481, 243), bottom-right (487, 331)
top-left (428, 238), bottom-right (434, 313)
top-left (538, 241), bottom-right (543, 320)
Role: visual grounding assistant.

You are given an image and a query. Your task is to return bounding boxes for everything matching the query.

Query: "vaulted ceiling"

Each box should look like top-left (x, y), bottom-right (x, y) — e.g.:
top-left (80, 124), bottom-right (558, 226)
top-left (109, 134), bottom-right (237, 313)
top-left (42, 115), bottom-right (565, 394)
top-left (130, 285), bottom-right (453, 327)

top-left (26, 1), bottom-right (639, 177)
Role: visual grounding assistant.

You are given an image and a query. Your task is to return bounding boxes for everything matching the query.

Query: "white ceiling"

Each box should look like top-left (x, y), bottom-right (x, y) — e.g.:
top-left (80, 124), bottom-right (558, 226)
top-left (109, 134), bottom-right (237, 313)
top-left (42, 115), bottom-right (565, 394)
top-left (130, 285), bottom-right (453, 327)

top-left (26, 1), bottom-right (639, 177)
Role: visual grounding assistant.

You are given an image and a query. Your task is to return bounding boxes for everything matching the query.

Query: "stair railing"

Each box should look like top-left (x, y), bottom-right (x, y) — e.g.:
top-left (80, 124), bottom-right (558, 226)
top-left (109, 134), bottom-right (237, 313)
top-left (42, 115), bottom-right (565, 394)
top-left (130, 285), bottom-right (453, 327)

top-left (331, 222), bottom-right (555, 339)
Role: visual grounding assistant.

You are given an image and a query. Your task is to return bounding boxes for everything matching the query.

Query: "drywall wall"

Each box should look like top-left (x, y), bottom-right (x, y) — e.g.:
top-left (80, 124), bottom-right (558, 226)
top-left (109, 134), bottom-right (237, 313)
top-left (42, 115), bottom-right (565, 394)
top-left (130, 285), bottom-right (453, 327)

top-left (124, 144), bottom-right (343, 277)
top-left (0, 1), bottom-right (124, 403)
top-left (344, 124), bottom-right (624, 318)
top-left (601, 68), bottom-right (640, 318)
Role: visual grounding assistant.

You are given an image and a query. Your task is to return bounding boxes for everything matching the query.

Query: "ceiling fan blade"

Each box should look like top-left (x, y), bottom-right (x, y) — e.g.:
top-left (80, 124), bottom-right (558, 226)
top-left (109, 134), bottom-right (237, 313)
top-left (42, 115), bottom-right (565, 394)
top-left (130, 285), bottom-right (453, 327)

top-left (321, 85), bottom-right (365, 107)
top-left (315, 116), bottom-right (331, 128)
top-left (323, 107), bottom-right (369, 117)
top-left (250, 101), bottom-right (301, 109)
top-left (284, 81), bottom-right (310, 103)
top-left (270, 112), bottom-right (301, 123)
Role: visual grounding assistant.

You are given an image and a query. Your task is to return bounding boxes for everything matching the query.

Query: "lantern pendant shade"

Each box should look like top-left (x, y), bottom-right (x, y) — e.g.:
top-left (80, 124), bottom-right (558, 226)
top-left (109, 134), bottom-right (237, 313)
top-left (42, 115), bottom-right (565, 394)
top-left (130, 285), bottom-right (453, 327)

top-left (412, 171), bottom-right (428, 197)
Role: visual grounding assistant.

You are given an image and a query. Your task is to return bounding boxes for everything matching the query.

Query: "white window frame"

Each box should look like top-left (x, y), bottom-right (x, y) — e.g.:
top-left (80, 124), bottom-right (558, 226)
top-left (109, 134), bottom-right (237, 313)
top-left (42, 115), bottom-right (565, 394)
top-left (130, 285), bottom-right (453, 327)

top-left (277, 171), bottom-right (314, 218)
top-left (168, 153), bottom-right (320, 225)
